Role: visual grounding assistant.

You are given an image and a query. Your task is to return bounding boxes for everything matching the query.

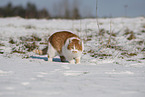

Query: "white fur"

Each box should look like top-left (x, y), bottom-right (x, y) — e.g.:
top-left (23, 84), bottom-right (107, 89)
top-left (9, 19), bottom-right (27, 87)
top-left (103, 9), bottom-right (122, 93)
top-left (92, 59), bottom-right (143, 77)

top-left (47, 42), bottom-right (58, 62)
top-left (47, 37), bottom-right (83, 64)
top-left (69, 37), bottom-right (80, 41)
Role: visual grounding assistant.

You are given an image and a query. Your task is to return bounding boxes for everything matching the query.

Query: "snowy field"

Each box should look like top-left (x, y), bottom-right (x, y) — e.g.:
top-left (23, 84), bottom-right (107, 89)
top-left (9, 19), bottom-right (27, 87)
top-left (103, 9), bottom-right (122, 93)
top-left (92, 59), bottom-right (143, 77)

top-left (0, 17), bottom-right (145, 97)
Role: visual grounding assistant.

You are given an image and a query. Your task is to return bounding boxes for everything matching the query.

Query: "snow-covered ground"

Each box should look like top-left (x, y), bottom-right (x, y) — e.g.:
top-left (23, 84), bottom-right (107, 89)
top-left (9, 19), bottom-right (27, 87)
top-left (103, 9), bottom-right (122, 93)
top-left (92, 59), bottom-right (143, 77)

top-left (0, 17), bottom-right (145, 97)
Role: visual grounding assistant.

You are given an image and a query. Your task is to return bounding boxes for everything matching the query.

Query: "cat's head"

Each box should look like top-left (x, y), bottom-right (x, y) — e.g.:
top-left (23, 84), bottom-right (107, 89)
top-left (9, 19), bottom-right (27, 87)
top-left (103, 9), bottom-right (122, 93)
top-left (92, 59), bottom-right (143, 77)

top-left (67, 38), bottom-right (83, 53)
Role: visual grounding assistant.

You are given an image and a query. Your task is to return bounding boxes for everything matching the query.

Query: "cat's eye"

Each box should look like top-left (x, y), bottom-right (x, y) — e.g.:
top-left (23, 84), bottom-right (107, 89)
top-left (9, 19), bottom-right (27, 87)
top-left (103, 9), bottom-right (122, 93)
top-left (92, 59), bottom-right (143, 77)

top-left (71, 47), bottom-right (74, 49)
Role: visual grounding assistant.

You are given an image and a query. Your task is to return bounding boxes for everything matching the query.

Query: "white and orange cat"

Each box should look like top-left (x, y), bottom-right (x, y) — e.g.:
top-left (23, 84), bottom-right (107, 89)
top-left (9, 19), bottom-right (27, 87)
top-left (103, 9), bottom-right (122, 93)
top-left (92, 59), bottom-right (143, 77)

top-left (33, 31), bottom-right (84, 64)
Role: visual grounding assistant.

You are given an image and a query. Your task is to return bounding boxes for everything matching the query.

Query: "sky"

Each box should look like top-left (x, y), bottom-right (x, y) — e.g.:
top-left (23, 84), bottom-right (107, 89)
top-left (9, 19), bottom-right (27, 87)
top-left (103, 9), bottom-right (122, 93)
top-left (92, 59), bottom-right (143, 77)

top-left (0, 0), bottom-right (145, 18)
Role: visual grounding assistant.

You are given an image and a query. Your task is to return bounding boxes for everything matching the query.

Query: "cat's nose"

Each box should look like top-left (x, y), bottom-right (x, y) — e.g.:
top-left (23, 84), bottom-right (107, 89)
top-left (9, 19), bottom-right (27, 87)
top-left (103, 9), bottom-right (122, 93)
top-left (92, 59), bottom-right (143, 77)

top-left (72, 51), bottom-right (77, 53)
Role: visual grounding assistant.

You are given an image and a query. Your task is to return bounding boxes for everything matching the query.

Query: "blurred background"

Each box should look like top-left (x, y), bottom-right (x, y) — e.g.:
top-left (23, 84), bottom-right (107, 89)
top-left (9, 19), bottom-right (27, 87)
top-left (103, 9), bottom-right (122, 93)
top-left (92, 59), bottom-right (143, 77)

top-left (0, 0), bottom-right (145, 19)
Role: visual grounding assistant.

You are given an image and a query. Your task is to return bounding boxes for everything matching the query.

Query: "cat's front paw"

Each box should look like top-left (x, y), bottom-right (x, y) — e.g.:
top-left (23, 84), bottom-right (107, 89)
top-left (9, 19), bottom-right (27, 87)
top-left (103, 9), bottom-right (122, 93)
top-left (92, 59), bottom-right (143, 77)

top-left (75, 58), bottom-right (80, 64)
top-left (69, 60), bottom-right (75, 64)
top-left (48, 58), bottom-right (53, 62)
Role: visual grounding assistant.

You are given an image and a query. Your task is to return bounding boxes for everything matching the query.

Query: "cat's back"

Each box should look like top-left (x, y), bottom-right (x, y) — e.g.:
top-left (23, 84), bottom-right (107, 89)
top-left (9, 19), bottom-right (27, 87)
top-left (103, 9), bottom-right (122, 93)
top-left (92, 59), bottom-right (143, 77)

top-left (49, 31), bottom-right (79, 53)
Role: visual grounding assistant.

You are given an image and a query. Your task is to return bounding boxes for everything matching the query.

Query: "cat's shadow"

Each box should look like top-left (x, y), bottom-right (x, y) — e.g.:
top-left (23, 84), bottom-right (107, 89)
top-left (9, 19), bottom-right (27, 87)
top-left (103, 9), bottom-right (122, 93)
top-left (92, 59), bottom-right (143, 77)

top-left (30, 56), bottom-right (62, 62)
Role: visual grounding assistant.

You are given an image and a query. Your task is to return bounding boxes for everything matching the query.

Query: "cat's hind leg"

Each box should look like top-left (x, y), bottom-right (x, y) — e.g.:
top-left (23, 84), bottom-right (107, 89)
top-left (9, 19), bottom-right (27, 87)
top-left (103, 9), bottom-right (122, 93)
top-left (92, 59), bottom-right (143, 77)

top-left (60, 56), bottom-right (66, 62)
top-left (47, 42), bottom-right (57, 62)
top-left (48, 55), bottom-right (53, 62)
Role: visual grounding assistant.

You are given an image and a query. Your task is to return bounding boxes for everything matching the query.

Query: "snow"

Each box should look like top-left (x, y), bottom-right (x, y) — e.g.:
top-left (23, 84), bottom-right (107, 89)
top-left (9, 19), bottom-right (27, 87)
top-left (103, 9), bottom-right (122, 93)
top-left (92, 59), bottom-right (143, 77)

top-left (0, 17), bottom-right (145, 97)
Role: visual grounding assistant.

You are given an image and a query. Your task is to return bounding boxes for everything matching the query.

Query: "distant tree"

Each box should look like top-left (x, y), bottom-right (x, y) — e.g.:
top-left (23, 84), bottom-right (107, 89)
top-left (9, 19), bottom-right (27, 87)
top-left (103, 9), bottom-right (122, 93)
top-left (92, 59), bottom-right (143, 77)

top-left (0, 6), bottom-right (4, 17)
top-left (64, 0), bottom-right (70, 19)
top-left (38, 8), bottom-right (50, 19)
top-left (4, 2), bottom-right (14, 16)
top-left (72, 7), bottom-right (80, 19)
top-left (72, 0), bottom-right (80, 19)
top-left (13, 5), bottom-right (25, 17)
top-left (25, 2), bottom-right (38, 18)
top-left (0, 2), bottom-right (51, 19)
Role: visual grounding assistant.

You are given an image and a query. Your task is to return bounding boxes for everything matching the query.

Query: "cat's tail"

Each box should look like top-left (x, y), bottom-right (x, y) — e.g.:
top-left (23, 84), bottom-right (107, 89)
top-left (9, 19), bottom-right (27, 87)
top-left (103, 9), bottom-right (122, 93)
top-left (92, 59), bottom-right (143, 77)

top-left (33, 46), bottom-right (48, 55)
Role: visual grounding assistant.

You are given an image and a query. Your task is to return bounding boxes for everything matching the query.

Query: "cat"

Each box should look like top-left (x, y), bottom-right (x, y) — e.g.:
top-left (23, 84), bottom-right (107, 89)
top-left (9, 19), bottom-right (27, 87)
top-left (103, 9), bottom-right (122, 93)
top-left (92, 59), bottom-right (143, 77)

top-left (33, 31), bottom-right (84, 64)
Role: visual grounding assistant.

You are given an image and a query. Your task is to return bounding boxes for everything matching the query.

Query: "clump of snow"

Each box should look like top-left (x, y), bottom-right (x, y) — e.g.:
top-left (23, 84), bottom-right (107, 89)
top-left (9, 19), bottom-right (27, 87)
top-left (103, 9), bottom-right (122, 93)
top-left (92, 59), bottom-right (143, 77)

top-left (105, 70), bottom-right (134, 75)
top-left (0, 70), bottom-right (13, 76)
top-left (63, 70), bottom-right (89, 76)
